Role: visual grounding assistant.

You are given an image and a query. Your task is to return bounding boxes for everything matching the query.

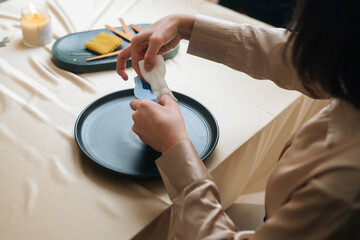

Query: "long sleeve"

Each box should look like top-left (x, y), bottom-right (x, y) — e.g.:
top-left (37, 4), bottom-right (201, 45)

top-left (154, 15), bottom-right (360, 240)
top-left (156, 140), bottom-right (360, 240)
top-left (187, 15), bottom-right (329, 99)
top-left (156, 141), bottom-right (255, 240)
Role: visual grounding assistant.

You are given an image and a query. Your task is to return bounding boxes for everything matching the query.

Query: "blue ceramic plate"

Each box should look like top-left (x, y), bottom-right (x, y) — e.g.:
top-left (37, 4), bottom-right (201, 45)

top-left (74, 89), bottom-right (219, 178)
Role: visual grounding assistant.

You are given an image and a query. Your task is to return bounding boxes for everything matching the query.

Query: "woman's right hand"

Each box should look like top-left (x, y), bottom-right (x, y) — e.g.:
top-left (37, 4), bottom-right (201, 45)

top-left (116, 13), bottom-right (195, 80)
top-left (130, 95), bottom-right (189, 154)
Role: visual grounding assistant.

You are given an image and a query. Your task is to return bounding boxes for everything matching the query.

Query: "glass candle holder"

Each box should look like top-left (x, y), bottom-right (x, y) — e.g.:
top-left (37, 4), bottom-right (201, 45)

top-left (21, 3), bottom-right (52, 47)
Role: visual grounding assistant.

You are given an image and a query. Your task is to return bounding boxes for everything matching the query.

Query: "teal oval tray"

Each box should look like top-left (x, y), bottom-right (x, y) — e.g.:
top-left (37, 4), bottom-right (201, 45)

top-left (51, 24), bottom-right (179, 73)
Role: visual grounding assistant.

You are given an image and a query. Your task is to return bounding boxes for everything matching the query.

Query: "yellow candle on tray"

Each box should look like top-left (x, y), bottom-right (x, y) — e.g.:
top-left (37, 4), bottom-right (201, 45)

top-left (21, 3), bottom-right (52, 47)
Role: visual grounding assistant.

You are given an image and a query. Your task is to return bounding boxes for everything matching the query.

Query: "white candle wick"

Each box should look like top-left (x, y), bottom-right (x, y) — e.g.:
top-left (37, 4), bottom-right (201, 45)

top-left (29, 2), bottom-right (38, 18)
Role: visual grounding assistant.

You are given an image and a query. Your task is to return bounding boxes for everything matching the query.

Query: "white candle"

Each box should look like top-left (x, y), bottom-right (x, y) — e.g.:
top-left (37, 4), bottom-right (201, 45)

top-left (21, 3), bottom-right (52, 47)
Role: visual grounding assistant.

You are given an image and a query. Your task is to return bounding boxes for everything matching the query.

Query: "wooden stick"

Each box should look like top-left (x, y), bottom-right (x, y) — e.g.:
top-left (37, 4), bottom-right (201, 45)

top-left (119, 18), bottom-right (132, 36)
top-left (86, 20), bottom-right (142, 62)
top-left (86, 50), bottom-right (121, 61)
top-left (68, 53), bottom-right (91, 56)
top-left (130, 24), bottom-right (143, 33)
top-left (105, 25), bottom-right (132, 41)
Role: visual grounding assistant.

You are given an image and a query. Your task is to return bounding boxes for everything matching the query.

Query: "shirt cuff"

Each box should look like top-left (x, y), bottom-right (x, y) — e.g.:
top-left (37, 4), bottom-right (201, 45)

top-left (155, 140), bottom-right (213, 200)
top-left (187, 14), bottom-right (237, 64)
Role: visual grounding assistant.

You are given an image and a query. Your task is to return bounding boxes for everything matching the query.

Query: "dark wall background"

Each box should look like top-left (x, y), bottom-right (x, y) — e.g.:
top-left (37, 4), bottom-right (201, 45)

top-left (219, 0), bottom-right (297, 27)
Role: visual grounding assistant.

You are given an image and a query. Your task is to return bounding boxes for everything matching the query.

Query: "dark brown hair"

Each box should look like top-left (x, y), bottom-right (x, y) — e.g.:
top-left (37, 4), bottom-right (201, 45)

top-left (287, 0), bottom-right (360, 108)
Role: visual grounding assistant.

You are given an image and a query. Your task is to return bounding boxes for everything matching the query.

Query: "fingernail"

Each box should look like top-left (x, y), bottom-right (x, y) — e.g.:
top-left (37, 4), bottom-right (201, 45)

top-left (145, 63), bottom-right (152, 71)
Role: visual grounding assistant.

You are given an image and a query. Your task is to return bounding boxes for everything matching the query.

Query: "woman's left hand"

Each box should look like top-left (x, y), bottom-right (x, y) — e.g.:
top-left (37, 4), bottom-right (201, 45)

top-left (130, 94), bottom-right (189, 154)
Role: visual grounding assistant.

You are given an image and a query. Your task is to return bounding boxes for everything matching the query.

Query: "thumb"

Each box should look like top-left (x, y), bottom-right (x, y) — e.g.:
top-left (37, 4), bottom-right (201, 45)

top-left (158, 94), bottom-right (176, 106)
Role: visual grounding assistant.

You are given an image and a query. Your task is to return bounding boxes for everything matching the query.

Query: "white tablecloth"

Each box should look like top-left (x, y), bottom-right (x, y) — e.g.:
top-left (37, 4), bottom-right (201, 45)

top-left (0, 0), bottom-right (329, 239)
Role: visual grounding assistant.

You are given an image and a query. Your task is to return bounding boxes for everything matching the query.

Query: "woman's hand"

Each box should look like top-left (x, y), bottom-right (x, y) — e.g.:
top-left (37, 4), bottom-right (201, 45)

top-left (117, 13), bottom-right (195, 80)
top-left (130, 94), bottom-right (189, 153)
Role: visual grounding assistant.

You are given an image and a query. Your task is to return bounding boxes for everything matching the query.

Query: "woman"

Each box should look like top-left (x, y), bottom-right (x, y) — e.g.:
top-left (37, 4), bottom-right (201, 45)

top-left (117, 0), bottom-right (360, 239)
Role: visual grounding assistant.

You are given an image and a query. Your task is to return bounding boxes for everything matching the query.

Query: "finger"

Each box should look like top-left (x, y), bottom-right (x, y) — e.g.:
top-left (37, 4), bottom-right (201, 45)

top-left (158, 94), bottom-right (176, 106)
top-left (158, 38), bottom-right (181, 55)
top-left (131, 125), bottom-right (146, 143)
top-left (131, 52), bottom-right (144, 79)
top-left (131, 124), bottom-right (140, 136)
top-left (144, 36), bottom-right (163, 71)
top-left (138, 135), bottom-right (149, 146)
top-left (116, 46), bottom-right (131, 80)
top-left (130, 99), bottom-right (142, 111)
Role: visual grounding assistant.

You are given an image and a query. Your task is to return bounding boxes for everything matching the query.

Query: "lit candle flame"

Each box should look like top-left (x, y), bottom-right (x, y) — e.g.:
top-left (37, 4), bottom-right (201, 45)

top-left (29, 2), bottom-right (37, 14)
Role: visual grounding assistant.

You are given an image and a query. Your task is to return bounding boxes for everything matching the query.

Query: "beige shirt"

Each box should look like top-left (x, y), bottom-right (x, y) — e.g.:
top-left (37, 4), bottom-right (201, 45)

top-left (156, 15), bottom-right (360, 239)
